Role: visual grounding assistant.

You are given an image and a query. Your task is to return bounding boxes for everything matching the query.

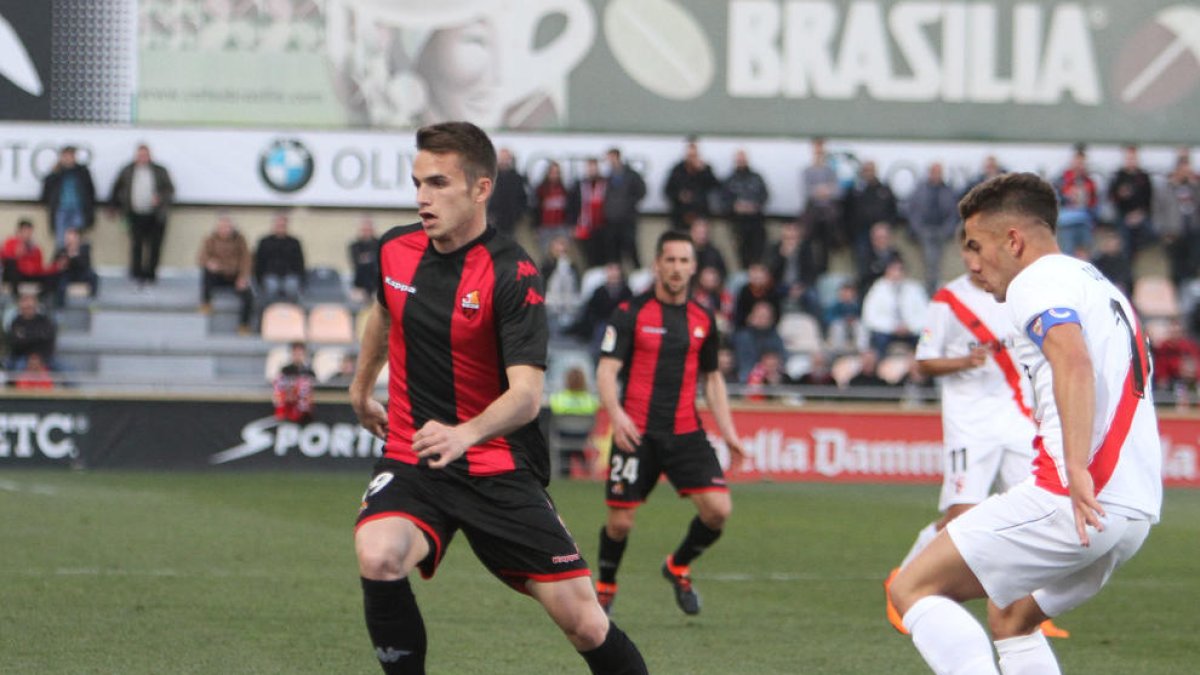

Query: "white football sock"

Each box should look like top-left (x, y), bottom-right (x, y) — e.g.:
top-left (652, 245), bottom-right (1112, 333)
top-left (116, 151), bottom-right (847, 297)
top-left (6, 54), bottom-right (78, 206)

top-left (904, 596), bottom-right (999, 675)
top-left (900, 522), bottom-right (939, 569)
top-left (995, 631), bottom-right (1061, 675)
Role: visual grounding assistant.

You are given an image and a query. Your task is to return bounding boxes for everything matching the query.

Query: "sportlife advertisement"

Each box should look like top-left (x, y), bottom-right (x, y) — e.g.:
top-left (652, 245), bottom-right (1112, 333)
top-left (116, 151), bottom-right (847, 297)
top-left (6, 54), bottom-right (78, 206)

top-left (2, 398), bottom-right (1196, 488)
top-left (0, 1), bottom-right (1197, 143)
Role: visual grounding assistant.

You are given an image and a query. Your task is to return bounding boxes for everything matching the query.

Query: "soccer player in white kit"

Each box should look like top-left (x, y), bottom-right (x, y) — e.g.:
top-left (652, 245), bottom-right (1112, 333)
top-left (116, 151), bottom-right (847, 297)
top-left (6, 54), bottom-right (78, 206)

top-left (882, 267), bottom-right (1042, 633)
top-left (889, 173), bottom-right (1161, 674)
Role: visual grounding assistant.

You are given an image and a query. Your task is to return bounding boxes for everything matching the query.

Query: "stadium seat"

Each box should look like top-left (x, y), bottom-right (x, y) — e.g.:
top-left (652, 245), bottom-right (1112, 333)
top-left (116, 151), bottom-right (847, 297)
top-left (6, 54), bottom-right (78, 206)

top-left (1133, 275), bottom-right (1179, 319)
top-left (548, 413), bottom-right (595, 478)
top-left (307, 303), bottom-right (354, 344)
top-left (628, 268), bottom-right (654, 295)
top-left (263, 345), bottom-right (290, 381)
top-left (261, 302), bottom-right (307, 342)
top-left (877, 353), bottom-right (913, 385)
top-left (311, 347), bottom-right (347, 383)
top-left (778, 312), bottom-right (823, 354)
top-left (815, 272), bottom-right (851, 310)
top-left (786, 353), bottom-right (813, 380)
top-left (831, 355), bottom-right (863, 388)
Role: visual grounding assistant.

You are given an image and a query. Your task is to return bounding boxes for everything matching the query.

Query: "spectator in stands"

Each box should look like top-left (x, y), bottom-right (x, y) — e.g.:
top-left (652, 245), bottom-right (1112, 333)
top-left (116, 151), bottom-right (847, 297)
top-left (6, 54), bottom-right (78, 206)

top-left (733, 300), bottom-right (786, 382)
top-left (723, 148), bottom-right (770, 267)
top-left (1091, 227), bottom-right (1133, 296)
top-left (6, 293), bottom-right (56, 371)
top-left (1, 219), bottom-right (61, 297)
top-left (348, 216), bottom-right (378, 301)
top-left (197, 214), bottom-right (253, 334)
top-left (109, 143), bottom-right (175, 287)
top-left (664, 138), bottom-right (719, 231)
top-left (12, 353), bottom-right (53, 390)
top-left (604, 148), bottom-right (647, 268)
top-left (255, 211), bottom-right (306, 304)
top-left (824, 282), bottom-right (863, 352)
top-left (1055, 144), bottom-right (1098, 257)
top-left (692, 266), bottom-right (733, 330)
top-left (690, 218), bottom-right (727, 280)
top-left (1107, 144), bottom-right (1155, 255)
top-left (1153, 320), bottom-right (1200, 392)
top-left (905, 162), bottom-right (960, 295)
top-left (796, 351), bottom-right (836, 386)
top-left (549, 366), bottom-right (599, 416)
top-left (572, 262), bottom-right (632, 360)
top-left (801, 137), bottom-right (841, 255)
top-left (848, 349), bottom-right (889, 388)
top-left (39, 145), bottom-right (96, 246)
top-left (53, 228), bottom-right (99, 307)
top-left (1163, 150), bottom-right (1200, 286)
top-left (569, 157), bottom-right (609, 267)
top-left (273, 341), bottom-right (316, 423)
top-left (533, 160), bottom-right (570, 254)
top-left (842, 160), bottom-right (898, 269)
top-left (745, 350), bottom-right (796, 398)
top-left (962, 155), bottom-right (1005, 196)
top-left (542, 234), bottom-right (580, 335)
top-left (733, 262), bottom-right (780, 330)
top-left (861, 258), bottom-right (927, 357)
top-left (717, 343), bottom-right (738, 385)
top-left (487, 148), bottom-right (530, 237)
top-left (766, 221), bottom-right (822, 316)
top-left (857, 221), bottom-right (902, 297)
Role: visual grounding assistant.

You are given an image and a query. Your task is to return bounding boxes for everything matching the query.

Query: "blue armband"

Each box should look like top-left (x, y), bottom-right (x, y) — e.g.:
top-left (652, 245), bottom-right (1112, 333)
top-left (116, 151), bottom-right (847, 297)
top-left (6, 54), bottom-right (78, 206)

top-left (1026, 308), bottom-right (1080, 349)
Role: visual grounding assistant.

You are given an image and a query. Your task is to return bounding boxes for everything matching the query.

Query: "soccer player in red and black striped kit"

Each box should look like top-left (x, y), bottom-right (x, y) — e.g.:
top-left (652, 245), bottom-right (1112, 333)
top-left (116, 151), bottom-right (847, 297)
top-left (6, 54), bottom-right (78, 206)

top-left (594, 230), bottom-right (746, 616)
top-left (350, 122), bottom-right (647, 675)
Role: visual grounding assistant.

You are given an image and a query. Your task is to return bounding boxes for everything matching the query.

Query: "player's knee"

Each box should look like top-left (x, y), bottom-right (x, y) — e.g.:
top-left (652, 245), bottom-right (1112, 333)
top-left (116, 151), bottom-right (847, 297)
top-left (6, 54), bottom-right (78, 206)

top-left (987, 606), bottom-right (1044, 639)
top-left (887, 569), bottom-right (920, 617)
top-left (563, 609), bottom-right (610, 651)
top-left (356, 539), bottom-right (408, 580)
top-left (699, 500), bottom-right (732, 530)
top-left (606, 511), bottom-right (636, 540)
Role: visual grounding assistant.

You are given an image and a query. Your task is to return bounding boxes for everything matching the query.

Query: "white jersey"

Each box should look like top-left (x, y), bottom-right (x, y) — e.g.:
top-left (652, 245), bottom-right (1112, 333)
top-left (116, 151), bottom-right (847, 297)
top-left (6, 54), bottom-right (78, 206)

top-left (1005, 254), bottom-right (1162, 522)
top-left (916, 275), bottom-right (1036, 450)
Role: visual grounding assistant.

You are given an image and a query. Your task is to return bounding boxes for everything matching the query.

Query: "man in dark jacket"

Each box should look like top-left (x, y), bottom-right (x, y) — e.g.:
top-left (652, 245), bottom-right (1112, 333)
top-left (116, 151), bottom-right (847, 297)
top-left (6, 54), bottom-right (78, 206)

top-left (1108, 144), bottom-right (1155, 254)
top-left (905, 162), bottom-right (959, 295)
top-left (664, 140), bottom-right (719, 231)
top-left (487, 148), bottom-right (530, 236)
top-left (255, 212), bottom-right (306, 303)
top-left (40, 146), bottom-right (96, 246)
top-left (347, 216), bottom-right (379, 299)
top-left (603, 148), bottom-right (647, 268)
top-left (110, 144), bottom-right (176, 285)
top-left (723, 149), bottom-right (770, 267)
top-left (842, 160), bottom-right (898, 270)
top-left (7, 292), bottom-right (56, 371)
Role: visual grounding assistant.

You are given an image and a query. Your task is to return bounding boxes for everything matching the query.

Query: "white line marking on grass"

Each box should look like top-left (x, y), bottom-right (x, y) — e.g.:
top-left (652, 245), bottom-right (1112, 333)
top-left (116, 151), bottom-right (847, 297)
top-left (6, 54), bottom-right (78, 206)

top-left (0, 478), bottom-right (58, 495)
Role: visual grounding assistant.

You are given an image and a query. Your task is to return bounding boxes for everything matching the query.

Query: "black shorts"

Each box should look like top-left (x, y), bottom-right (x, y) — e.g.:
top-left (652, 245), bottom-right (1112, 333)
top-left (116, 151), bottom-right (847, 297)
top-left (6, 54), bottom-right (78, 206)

top-left (604, 430), bottom-right (728, 507)
top-left (355, 459), bottom-right (590, 593)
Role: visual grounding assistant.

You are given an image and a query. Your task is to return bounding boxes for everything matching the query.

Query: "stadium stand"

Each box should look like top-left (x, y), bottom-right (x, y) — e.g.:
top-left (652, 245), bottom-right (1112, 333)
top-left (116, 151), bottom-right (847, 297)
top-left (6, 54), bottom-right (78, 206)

top-left (307, 303), bottom-right (354, 345)
top-left (260, 302), bottom-right (307, 343)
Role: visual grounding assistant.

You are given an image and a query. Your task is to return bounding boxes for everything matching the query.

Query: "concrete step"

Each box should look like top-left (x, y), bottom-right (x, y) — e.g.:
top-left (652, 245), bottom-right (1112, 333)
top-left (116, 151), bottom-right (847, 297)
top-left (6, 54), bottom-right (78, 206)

top-left (90, 309), bottom-right (209, 341)
top-left (97, 353), bottom-right (216, 380)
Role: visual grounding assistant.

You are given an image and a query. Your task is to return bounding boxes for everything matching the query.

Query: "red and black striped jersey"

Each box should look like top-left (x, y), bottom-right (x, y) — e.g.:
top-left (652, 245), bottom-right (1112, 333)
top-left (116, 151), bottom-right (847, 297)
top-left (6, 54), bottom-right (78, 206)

top-left (599, 292), bottom-right (719, 435)
top-left (375, 224), bottom-right (550, 482)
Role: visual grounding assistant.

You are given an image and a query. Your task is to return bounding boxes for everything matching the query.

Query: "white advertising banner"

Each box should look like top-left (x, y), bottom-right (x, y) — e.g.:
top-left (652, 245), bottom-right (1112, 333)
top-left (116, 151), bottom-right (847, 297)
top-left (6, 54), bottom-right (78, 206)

top-left (0, 122), bottom-right (1186, 214)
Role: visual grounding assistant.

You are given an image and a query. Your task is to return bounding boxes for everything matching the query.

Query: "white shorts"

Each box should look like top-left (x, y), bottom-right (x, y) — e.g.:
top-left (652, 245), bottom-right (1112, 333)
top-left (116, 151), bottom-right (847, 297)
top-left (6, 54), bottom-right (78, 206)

top-left (947, 480), bottom-right (1151, 614)
top-left (937, 438), bottom-right (1031, 511)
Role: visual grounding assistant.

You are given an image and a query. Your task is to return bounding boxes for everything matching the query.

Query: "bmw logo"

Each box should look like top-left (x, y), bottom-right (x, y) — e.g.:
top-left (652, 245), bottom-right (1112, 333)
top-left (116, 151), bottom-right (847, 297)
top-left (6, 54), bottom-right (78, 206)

top-left (259, 138), bottom-right (314, 193)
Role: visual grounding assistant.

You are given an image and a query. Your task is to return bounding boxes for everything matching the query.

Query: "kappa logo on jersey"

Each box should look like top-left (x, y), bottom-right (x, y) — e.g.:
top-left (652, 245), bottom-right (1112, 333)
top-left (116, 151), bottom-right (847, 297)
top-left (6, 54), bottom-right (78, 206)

top-left (376, 647), bottom-right (412, 663)
top-left (524, 287), bottom-right (544, 306)
top-left (516, 260), bottom-right (539, 279)
top-left (640, 325), bottom-right (667, 335)
top-left (384, 276), bottom-right (416, 294)
top-left (601, 325), bottom-right (617, 352)
top-left (461, 290), bottom-right (481, 318)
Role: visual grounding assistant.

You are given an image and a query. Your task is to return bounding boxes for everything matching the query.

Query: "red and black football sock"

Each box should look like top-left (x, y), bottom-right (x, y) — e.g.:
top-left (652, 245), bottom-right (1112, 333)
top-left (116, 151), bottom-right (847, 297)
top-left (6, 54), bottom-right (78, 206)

top-left (579, 620), bottom-right (648, 675)
top-left (597, 526), bottom-right (628, 585)
top-left (670, 516), bottom-right (723, 567)
top-left (361, 577), bottom-right (426, 675)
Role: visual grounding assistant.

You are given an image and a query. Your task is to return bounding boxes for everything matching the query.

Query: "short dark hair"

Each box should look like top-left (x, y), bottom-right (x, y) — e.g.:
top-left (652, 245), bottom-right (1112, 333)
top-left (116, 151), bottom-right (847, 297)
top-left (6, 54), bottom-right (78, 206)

top-left (655, 230), bottom-right (694, 258)
top-left (415, 122), bottom-right (497, 186)
top-left (958, 172), bottom-right (1059, 233)
top-left (17, 218), bottom-right (33, 230)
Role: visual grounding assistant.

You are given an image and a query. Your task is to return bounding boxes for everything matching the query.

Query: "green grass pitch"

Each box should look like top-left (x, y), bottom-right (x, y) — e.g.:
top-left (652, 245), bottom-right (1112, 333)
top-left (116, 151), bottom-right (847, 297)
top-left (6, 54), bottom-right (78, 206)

top-left (1, 471), bottom-right (1195, 674)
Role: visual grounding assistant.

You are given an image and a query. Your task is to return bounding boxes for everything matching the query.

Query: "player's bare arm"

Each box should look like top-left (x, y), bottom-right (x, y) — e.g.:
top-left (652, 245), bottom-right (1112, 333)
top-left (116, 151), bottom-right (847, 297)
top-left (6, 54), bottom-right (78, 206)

top-left (597, 356), bottom-right (641, 452)
top-left (413, 364), bottom-right (544, 469)
top-left (914, 345), bottom-right (989, 377)
top-left (350, 302), bottom-right (391, 440)
top-left (1042, 321), bottom-right (1106, 546)
top-left (703, 370), bottom-right (745, 459)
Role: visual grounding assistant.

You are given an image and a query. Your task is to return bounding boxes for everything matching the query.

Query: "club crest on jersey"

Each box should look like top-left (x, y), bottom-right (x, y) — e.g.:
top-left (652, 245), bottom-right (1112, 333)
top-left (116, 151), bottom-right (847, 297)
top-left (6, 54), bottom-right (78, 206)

top-left (692, 326), bottom-right (705, 339)
top-left (1030, 316), bottom-right (1045, 337)
top-left (461, 290), bottom-right (481, 318)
